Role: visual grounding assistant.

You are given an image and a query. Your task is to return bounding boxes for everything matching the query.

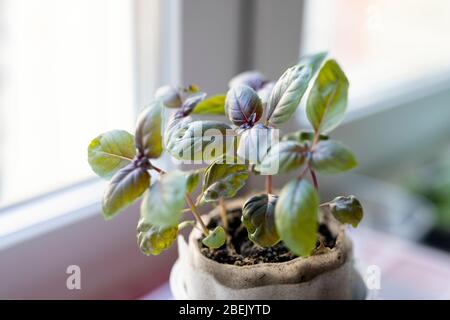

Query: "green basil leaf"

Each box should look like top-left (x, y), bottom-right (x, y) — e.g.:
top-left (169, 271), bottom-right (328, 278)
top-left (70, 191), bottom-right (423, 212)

top-left (186, 169), bottom-right (201, 193)
top-left (202, 173), bottom-right (248, 203)
top-left (178, 220), bottom-right (196, 231)
top-left (242, 194), bottom-right (280, 247)
top-left (155, 85), bottom-right (182, 109)
top-left (258, 140), bottom-right (306, 175)
top-left (88, 130), bottom-right (136, 179)
top-left (266, 52), bottom-right (327, 125)
top-left (225, 85), bottom-right (263, 127)
top-left (166, 120), bottom-right (234, 161)
top-left (327, 195), bottom-right (363, 227)
top-left (135, 100), bottom-right (163, 158)
top-left (311, 140), bottom-right (357, 174)
top-left (306, 59), bottom-right (349, 133)
top-left (202, 158), bottom-right (247, 190)
top-left (202, 226), bottom-right (226, 249)
top-left (140, 170), bottom-right (187, 229)
top-left (137, 220), bottom-right (178, 256)
top-left (201, 159), bottom-right (248, 203)
top-left (192, 95), bottom-right (226, 115)
top-left (275, 179), bottom-right (318, 256)
top-left (282, 130), bottom-right (328, 144)
top-left (102, 162), bottom-right (150, 219)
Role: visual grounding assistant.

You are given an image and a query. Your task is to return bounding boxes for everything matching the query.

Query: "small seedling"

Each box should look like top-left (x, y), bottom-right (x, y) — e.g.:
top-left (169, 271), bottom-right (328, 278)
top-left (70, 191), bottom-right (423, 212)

top-left (87, 52), bottom-right (363, 257)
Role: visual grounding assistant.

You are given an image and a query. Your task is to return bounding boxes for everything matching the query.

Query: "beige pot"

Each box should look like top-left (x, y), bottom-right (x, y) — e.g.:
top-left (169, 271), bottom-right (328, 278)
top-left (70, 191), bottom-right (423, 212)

top-left (170, 197), bottom-right (366, 300)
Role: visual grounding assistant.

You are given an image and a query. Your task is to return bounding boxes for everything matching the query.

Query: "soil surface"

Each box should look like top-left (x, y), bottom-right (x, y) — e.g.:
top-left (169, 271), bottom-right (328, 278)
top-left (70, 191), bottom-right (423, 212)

top-left (200, 209), bottom-right (336, 266)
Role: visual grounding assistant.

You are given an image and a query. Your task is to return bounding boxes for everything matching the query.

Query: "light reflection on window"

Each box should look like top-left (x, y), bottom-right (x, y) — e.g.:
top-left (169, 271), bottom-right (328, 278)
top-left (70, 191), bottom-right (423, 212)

top-left (0, 0), bottom-right (135, 207)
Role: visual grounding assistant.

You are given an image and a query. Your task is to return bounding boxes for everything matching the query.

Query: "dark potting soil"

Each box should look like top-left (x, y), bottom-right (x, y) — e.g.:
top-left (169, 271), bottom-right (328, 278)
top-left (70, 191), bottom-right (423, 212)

top-left (422, 228), bottom-right (450, 252)
top-left (200, 209), bottom-right (336, 266)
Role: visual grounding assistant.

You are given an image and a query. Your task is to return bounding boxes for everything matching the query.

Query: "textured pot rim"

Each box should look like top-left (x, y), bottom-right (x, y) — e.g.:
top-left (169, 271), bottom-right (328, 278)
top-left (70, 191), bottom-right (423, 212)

top-left (182, 194), bottom-right (353, 289)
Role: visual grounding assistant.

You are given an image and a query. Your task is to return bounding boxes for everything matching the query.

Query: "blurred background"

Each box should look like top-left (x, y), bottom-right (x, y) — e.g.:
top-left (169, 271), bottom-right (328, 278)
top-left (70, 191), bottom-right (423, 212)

top-left (0, 0), bottom-right (449, 299)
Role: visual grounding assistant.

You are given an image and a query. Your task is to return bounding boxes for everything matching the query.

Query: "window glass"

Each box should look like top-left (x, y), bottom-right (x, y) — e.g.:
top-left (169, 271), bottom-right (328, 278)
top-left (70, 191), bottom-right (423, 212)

top-left (0, 0), bottom-right (135, 207)
top-left (302, 0), bottom-right (450, 103)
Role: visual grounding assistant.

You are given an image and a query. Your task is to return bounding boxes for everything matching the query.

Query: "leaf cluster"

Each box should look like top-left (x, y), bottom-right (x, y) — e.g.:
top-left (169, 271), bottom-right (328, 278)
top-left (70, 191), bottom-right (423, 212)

top-left (87, 53), bottom-right (363, 257)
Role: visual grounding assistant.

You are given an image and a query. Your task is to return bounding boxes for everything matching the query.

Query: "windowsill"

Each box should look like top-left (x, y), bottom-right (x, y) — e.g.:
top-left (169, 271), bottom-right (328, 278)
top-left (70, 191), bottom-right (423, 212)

top-left (0, 179), bottom-right (104, 250)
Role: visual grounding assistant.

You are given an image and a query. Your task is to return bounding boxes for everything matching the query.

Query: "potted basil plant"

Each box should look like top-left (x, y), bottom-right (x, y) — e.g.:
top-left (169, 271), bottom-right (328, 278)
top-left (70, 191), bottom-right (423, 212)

top-left (87, 52), bottom-right (365, 299)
